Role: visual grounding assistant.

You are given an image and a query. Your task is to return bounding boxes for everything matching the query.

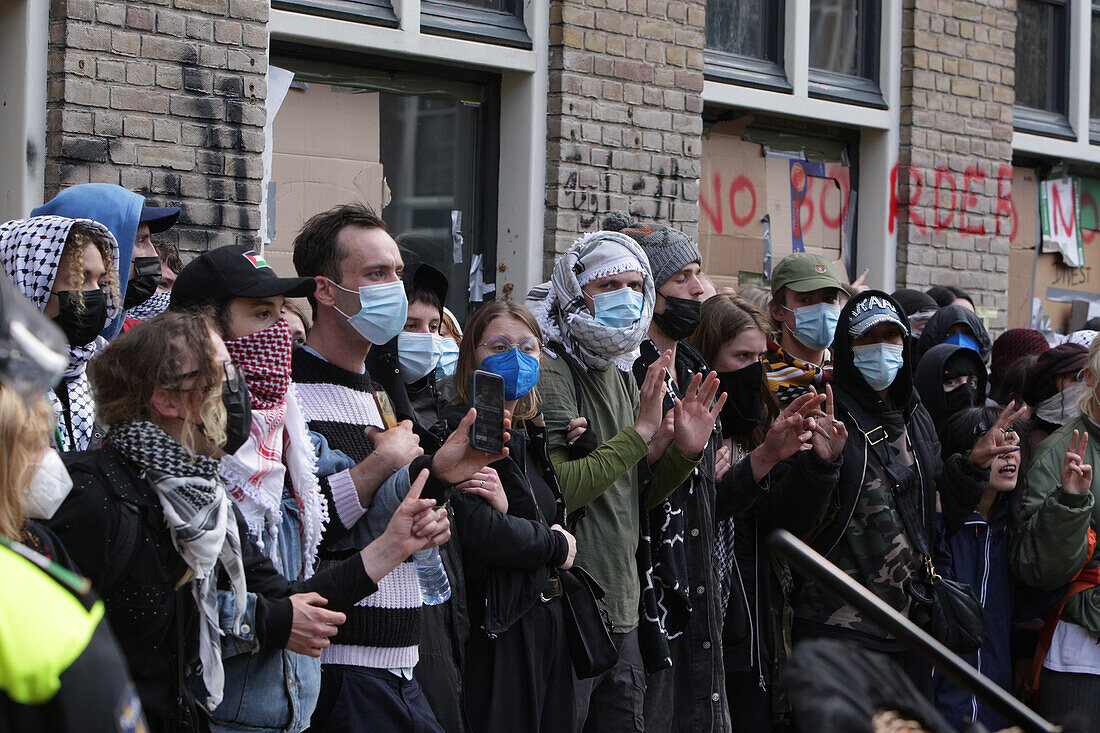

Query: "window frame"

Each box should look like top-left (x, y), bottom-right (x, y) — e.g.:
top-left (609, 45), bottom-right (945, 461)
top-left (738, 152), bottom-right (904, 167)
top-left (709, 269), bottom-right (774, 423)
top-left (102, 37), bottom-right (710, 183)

top-left (806, 0), bottom-right (884, 108)
top-left (272, 0), bottom-right (398, 28)
top-left (419, 0), bottom-right (531, 49)
top-left (703, 0), bottom-right (789, 92)
top-left (1014, 0), bottom-right (1072, 138)
top-left (1090, 1), bottom-right (1100, 143)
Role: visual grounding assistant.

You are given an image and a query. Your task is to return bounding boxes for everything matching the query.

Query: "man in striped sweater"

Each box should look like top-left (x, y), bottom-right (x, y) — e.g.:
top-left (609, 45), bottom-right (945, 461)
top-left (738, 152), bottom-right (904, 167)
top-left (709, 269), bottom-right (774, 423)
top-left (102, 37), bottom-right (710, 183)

top-left (292, 203), bottom-right (506, 732)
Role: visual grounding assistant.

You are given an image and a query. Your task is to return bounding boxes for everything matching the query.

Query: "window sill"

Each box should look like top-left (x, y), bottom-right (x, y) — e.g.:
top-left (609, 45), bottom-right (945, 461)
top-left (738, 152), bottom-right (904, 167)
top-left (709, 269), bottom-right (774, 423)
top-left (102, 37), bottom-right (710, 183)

top-left (704, 51), bottom-right (791, 93)
top-left (273, 0), bottom-right (399, 27)
top-left (1014, 105), bottom-right (1076, 141)
top-left (808, 69), bottom-right (886, 109)
top-left (420, 0), bottom-right (531, 49)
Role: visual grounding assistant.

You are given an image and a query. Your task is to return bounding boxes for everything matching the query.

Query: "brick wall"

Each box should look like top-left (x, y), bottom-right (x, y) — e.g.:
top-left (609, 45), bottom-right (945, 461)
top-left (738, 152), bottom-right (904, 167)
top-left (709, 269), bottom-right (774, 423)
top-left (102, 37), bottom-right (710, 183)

top-left (543, 0), bottom-right (706, 276)
top-left (896, 0), bottom-right (1015, 328)
top-left (45, 0), bottom-right (268, 253)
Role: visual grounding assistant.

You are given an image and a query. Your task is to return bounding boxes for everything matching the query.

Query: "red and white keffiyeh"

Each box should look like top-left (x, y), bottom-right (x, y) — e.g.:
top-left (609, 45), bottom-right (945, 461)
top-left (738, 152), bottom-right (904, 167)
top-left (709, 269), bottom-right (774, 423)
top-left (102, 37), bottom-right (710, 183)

top-left (224, 318), bottom-right (293, 410)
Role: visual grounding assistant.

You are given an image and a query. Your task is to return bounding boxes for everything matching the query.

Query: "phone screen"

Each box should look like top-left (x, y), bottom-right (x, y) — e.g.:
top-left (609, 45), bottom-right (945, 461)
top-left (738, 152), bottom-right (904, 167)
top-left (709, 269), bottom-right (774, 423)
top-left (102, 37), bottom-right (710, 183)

top-left (471, 370), bottom-right (504, 453)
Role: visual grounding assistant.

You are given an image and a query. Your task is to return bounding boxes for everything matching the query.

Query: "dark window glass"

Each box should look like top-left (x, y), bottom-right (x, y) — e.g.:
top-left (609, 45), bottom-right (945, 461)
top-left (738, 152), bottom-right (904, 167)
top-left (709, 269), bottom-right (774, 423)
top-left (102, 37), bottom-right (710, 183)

top-left (809, 0), bottom-right (877, 79)
top-left (706, 0), bottom-right (777, 61)
top-left (1015, 0), bottom-right (1068, 114)
top-left (1091, 9), bottom-right (1100, 119)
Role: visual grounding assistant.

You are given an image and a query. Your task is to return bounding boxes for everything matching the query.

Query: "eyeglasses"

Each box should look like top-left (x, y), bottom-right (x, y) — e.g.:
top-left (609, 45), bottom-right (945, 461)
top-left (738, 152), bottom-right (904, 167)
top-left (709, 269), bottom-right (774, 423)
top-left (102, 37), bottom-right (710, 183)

top-left (476, 335), bottom-right (542, 356)
top-left (166, 362), bottom-right (240, 392)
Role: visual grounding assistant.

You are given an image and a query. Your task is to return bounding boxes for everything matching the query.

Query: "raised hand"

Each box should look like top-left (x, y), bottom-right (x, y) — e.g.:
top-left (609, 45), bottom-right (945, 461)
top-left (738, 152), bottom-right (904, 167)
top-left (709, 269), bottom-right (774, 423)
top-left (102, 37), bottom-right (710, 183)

top-left (969, 401), bottom-right (1028, 468)
top-left (714, 444), bottom-right (732, 482)
top-left (431, 408), bottom-right (511, 484)
top-left (850, 268), bottom-right (870, 294)
top-left (647, 410), bottom-right (675, 465)
top-left (748, 389), bottom-right (824, 481)
top-left (360, 468), bottom-right (452, 583)
top-left (809, 384), bottom-right (848, 462)
top-left (1061, 430), bottom-right (1093, 495)
top-left (673, 371), bottom-right (727, 456)
top-left (458, 467), bottom-right (508, 513)
top-left (635, 349), bottom-right (672, 442)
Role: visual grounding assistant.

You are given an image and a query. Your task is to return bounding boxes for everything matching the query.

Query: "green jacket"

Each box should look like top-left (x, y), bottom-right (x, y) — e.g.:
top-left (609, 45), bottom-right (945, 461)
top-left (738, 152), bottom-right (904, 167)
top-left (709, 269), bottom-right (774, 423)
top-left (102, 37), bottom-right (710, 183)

top-left (1012, 415), bottom-right (1100, 636)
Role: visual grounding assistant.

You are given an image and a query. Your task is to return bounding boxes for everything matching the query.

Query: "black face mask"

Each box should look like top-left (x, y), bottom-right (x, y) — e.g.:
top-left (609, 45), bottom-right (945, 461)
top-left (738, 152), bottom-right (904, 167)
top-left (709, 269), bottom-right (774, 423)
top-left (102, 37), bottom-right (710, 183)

top-left (220, 368), bottom-right (252, 455)
top-left (123, 256), bottom-right (162, 310)
top-left (717, 361), bottom-right (766, 438)
top-left (652, 296), bottom-right (702, 341)
top-left (52, 290), bottom-right (108, 346)
top-left (943, 383), bottom-right (979, 417)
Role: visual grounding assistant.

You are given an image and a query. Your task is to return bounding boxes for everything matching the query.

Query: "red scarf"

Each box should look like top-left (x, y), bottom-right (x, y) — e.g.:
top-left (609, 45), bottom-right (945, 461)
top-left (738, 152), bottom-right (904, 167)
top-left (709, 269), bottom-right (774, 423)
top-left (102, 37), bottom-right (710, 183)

top-left (225, 318), bottom-right (293, 410)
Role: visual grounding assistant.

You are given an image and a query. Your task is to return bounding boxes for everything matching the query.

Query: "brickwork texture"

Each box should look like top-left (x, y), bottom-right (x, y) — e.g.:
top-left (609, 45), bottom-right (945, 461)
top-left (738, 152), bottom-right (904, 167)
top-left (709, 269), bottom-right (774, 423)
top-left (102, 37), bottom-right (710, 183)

top-left (544, 0), bottom-right (706, 276)
top-left (896, 0), bottom-right (1015, 328)
top-left (46, 0), bottom-right (268, 253)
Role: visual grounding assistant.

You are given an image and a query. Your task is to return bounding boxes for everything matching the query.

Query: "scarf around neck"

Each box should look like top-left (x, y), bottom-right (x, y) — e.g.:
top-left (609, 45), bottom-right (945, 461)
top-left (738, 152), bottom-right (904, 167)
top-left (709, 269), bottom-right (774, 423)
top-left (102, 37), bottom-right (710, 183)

top-left (533, 231), bottom-right (655, 371)
top-left (108, 419), bottom-right (247, 711)
top-left (125, 290), bottom-right (172, 322)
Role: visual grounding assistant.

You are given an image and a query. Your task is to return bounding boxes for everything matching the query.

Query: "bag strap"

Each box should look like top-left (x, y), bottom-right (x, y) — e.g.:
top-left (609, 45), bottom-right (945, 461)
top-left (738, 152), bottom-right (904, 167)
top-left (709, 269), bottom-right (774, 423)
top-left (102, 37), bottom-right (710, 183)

top-left (860, 419), bottom-right (934, 563)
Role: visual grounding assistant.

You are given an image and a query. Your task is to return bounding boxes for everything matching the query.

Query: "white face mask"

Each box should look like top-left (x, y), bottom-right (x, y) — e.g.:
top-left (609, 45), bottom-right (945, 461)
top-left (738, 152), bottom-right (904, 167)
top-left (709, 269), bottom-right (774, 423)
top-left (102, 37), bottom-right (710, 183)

top-left (24, 448), bottom-right (74, 520)
top-left (1034, 381), bottom-right (1084, 427)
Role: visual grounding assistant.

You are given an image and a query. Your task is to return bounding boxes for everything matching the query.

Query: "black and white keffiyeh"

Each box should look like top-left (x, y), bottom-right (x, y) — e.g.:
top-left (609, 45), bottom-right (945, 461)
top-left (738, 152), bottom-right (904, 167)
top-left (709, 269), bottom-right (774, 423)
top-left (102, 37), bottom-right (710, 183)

top-left (0, 216), bottom-right (121, 451)
top-left (109, 419), bottom-right (248, 711)
top-left (529, 231), bottom-right (655, 372)
top-left (125, 290), bottom-right (171, 321)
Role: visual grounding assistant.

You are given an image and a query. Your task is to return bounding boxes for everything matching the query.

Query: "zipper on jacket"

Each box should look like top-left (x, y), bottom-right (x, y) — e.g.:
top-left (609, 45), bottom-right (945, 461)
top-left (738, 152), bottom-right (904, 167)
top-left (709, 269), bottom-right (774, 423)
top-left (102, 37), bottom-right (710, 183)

top-left (753, 518), bottom-right (767, 691)
top-left (971, 520), bottom-right (991, 722)
top-left (825, 408), bottom-right (869, 557)
top-left (729, 529), bottom-right (755, 675)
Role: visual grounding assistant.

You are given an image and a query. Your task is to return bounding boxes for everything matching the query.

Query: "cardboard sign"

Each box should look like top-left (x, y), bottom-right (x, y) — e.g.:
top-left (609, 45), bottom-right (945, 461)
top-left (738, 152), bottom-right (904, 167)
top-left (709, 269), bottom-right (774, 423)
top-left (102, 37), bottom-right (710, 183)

top-left (1039, 178), bottom-right (1084, 267)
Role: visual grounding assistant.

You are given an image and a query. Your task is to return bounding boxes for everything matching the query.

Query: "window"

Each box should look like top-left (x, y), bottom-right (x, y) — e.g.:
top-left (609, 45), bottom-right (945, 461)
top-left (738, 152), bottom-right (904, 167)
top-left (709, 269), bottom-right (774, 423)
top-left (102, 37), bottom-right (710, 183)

top-left (807, 0), bottom-right (882, 107)
top-left (418, 0), bottom-right (530, 49)
top-left (272, 0), bottom-right (398, 28)
top-left (1091, 3), bottom-right (1100, 140)
top-left (1014, 0), bottom-right (1071, 137)
top-left (704, 0), bottom-right (787, 90)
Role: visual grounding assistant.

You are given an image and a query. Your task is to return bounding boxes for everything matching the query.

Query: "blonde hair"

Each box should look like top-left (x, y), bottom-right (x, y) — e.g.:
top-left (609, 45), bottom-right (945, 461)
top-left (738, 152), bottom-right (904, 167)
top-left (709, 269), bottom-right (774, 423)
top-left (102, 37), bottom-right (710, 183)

top-left (0, 386), bottom-right (54, 539)
top-left (1080, 337), bottom-right (1100, 419)
top-left (89, 309), bottom-right (227, 455)
top-left (452, 301), bottom-right (541, 422)
top-left (59, 222), bottom-right (119, 311)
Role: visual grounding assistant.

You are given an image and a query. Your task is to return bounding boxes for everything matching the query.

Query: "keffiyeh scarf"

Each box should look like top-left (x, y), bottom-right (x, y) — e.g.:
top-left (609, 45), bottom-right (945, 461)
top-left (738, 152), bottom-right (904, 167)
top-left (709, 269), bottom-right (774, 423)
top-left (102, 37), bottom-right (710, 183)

top-left (109, 419), bottom-right (247, 711)
top-left (0, 216), bottom-right (121, 452)
top-left (125, 290), bottom-right (171, 321)
top-left (530, 231), bottom-right (654, 372)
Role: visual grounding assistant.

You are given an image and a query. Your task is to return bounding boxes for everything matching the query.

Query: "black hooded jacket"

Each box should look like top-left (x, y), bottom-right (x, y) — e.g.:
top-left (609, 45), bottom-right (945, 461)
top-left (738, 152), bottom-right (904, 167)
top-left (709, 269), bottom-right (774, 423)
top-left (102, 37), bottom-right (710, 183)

top-left (913, 343), bottom-right (988, 428)
top-left (915, 305), bottom-right (992, 364)
top-left (809, 291), bottom-right (989, 563)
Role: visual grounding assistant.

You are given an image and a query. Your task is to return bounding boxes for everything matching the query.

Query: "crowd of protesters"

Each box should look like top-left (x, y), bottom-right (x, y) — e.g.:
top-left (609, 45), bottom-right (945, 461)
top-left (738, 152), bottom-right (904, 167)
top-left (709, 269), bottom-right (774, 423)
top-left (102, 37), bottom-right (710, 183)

top-left (2, 186), bottom-right (1100, 733)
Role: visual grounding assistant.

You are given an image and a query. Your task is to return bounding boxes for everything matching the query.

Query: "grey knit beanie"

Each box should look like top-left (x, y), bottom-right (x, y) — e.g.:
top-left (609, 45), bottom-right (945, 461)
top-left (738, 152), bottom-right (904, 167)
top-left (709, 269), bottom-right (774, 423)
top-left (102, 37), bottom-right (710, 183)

top-left (601, 210), bottom-right (701, 288)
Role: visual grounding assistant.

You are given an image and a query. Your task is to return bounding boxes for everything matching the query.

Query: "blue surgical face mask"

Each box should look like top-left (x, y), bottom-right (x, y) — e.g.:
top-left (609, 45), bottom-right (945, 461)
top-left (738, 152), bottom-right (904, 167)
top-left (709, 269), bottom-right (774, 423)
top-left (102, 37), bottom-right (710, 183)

top-left (852, 342), bottom-right (906, 392)
top-left (331, 279), bottom-right (409, 345)
top-left (591, 287), bottom-right (645, 328)
top-left (783, 302), bottom-right (842, 352)
top-left (944, 332), bottom-right (980, 354)
top-left (480, 348), bottom-right (541, 401)
top-left (436, 336), bottom-right (460, 378)
top-left (398, 332), bottom-right (442, 384)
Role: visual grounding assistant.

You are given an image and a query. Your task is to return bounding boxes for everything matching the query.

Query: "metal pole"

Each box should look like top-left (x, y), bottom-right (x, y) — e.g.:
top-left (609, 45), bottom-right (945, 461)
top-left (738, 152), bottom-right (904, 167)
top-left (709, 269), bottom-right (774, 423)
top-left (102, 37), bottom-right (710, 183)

top-left (768, 529), bottom-right (1061, 733)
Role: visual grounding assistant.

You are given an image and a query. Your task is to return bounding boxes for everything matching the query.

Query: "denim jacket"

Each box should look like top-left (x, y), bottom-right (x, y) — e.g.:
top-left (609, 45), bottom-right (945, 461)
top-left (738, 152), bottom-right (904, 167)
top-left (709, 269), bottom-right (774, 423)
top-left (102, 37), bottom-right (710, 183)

top-left (211, 490), bottom-right (321, 733)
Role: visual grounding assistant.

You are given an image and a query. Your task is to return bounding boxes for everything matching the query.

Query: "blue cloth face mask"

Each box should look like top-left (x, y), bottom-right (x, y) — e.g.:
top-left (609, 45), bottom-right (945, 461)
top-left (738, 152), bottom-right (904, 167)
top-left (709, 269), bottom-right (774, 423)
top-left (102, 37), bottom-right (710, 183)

top-left (944, 332), bottom-right (980, 354)
top-left (398, 332), bottom-right (442, 384)
top-left (436, 336), bottom-right (460, 379)
top-left (591, 287), bottom-right (645, 328)
top-left (480, 348), bottom-right (541, 401)
top-left (852, 342), bottom-right (906, 392)
top-left (783, 302), bottom-right (842, 352)
top-left (332, 279), bottom-right (409, 345)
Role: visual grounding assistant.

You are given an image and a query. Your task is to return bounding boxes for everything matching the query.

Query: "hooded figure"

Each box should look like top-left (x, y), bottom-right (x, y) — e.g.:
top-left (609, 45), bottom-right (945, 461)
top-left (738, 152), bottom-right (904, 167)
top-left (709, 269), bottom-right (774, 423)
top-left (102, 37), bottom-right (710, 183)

top-left (32, 184), bottom-right (143, 340)
top-left (915, 304), bottom-right (992, 365)
top-left (914, 343), bottom-right (988, 428)
top-left (793, 291), bottom-right (989, 690)
top-left (0, 217), bottom-right (121, 452)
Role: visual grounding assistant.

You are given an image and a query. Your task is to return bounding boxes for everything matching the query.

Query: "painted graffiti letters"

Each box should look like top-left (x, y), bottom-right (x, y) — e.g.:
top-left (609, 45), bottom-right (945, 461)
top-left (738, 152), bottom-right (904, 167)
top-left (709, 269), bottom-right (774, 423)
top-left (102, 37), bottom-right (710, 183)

top-left (890, 162), bottom-right (1016, 242)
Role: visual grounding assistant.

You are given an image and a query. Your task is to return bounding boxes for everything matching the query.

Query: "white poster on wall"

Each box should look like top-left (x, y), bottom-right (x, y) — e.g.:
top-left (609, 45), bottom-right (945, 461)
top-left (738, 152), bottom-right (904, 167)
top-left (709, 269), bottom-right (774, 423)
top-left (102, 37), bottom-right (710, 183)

top-left (260, 66), bottom-right (296, 246)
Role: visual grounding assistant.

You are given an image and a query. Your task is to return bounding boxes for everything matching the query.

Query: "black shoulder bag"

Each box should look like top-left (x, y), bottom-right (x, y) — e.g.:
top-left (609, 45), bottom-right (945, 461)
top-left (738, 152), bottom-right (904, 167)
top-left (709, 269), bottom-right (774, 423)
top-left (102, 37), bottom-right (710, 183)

top-left (863, 424), bottom-right (985, 655)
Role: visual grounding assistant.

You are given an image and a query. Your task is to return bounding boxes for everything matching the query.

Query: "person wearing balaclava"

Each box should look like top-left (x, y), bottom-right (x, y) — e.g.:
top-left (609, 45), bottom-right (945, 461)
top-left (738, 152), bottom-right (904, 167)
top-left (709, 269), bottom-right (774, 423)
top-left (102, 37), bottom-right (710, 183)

top-left (1022, 343), bottom-right (1090, 452)
top-left (792, 291), bottom-right (1019, 696)
top-left (530, 229), bottom-right (722, 731)
top-left (0, 216), bottom-right (121, 453)
top-left (915, 304), bottom-right (992, 365)
top-left (914, 343), bottom-right (988, 429)
top-left (602, 213), bottom-right (730, 732)
top-left (31, 183), bottom-right (179, 339)
top-left (892, 288), bottom-right (940, 350)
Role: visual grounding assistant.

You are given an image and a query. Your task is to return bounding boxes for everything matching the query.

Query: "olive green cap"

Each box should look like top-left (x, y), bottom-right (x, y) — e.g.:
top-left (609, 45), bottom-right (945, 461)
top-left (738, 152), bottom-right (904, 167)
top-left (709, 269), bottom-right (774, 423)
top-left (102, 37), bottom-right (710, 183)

top-left (770, 252), bottom-right (844, 294)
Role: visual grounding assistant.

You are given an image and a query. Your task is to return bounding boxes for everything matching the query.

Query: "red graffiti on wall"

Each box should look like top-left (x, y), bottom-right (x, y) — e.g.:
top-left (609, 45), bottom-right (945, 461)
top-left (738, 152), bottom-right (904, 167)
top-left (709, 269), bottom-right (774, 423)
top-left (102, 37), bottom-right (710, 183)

top-left (890, 162), bottom-right (1018, 242)
top-left (699, 164), bottom-right (850, 236)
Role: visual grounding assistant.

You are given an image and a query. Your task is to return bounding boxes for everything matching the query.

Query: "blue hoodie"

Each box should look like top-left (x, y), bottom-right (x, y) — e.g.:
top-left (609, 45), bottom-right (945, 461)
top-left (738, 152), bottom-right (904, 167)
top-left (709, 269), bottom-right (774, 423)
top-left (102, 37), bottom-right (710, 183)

top-left (32, 183), bottom-right (144, 339)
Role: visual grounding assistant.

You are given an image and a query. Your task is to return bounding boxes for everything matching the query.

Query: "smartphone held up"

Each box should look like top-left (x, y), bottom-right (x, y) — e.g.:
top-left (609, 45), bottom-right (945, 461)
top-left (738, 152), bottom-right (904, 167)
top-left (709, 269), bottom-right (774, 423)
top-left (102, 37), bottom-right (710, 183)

top-left (470, 370), bottom-right (505, 454)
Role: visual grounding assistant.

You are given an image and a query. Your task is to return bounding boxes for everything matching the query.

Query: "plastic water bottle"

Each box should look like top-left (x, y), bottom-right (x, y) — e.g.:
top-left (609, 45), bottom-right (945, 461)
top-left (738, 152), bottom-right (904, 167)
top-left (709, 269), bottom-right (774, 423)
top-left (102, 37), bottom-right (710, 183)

top-left (413, 547), bottom-right (451, 605)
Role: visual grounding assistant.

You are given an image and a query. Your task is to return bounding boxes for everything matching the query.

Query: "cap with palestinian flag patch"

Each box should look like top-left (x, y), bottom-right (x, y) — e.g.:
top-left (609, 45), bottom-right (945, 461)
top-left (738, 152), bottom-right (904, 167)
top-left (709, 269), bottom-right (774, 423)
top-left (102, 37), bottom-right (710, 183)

top-left (170, 244), bottom-right (315, 311)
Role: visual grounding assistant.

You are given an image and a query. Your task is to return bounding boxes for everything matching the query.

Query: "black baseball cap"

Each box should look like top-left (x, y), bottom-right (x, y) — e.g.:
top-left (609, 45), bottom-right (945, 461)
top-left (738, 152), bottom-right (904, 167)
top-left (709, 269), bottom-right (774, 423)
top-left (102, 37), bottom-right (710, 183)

top-left (170, 245), bottom-right (316, 310)
top-left (139, 205), bottom-right (181, 233)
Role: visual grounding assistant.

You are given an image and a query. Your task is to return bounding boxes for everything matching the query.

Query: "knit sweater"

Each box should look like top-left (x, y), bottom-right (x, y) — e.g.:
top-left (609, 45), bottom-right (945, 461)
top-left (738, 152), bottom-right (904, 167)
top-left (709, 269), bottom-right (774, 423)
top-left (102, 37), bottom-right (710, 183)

top-left (291, 347), bottom-right (423, 670)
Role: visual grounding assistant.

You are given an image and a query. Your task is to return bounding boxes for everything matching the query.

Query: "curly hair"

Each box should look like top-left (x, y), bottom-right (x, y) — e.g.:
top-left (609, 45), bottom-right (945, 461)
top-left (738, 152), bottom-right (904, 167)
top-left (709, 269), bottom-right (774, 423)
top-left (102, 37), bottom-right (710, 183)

top-left (0, 386), bottom-right (54, 540)
top-left (89, 309), bottom-right (227, 454)
top-left (153, 237), bottom-right (183, 275)
top-left (58, 222), bottom-right (119, 312)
